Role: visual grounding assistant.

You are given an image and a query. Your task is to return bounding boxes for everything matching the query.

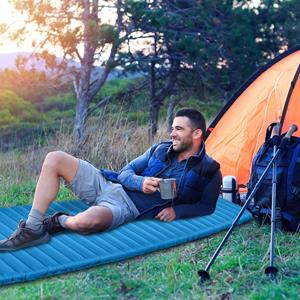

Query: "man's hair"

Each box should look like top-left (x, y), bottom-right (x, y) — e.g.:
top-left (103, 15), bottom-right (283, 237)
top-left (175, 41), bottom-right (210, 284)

top-left (175, 108), bottom-right (206, 134)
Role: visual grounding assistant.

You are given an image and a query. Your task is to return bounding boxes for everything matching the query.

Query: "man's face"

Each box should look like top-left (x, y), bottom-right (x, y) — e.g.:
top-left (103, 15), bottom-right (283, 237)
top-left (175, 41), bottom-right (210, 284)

top-left (170, 116), bottom-right (201, 153)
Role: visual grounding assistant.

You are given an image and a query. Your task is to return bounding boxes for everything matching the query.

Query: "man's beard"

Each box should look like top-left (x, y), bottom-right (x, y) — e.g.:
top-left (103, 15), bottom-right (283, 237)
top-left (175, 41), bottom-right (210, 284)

top-left (172, 139), bottom-right (193, 153)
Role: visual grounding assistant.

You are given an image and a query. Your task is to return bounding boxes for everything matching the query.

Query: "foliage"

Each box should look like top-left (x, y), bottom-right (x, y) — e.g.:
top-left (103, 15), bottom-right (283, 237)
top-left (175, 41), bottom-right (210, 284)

top-left (8, 1), bottom-right (116, 61)
top-left (126, 111), bottom-right (149, 125)
top-left (120, 0), bottom-right (300, 138)
top-left (180, 96), bottom-right (224, 121)
top-left (255, 0), bottom-right (300, 52)
top-left (4, 0), bottom-right (300, 141)
top-left (0, 91), bottom-right (76, 151)
top-left (37, 92), bottom-right (76, 114)
top-left (97, 78), bottom-right (132, 99)
top-left (7, 0), bottom-right (124, 143)
top-left (120, 0), bottom-right (265, 136)
top-left (0, 62), bottom-right (70, 103)
top-left (0, 90), bottom-right (42, 126)
top-left (123, 0), bottom-right (266, 97)
top-left (44, 109), bottom-right (75, 122)
top-left (0, 122), bottom-right (61, 152)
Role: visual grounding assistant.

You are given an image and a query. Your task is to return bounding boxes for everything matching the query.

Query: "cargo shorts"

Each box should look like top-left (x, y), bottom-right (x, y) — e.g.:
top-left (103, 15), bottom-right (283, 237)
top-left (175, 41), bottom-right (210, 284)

top-left (66, 159), bottom-right (140, 230)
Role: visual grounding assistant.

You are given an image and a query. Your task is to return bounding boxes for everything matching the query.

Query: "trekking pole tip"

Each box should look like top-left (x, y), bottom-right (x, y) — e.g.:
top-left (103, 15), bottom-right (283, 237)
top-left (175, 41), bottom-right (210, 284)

top-left (265, 266), bottom-right (278, 281)
top-left (198, 270), bottom-right (210, 283)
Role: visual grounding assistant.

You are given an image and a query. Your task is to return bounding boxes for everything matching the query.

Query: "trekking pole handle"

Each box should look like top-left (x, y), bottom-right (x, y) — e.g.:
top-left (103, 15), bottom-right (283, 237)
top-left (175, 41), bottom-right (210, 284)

top-left (273, 123), bottom-right (281, 136)
top-left (279, 124), bottom-right (298, 148)
top-left (272, 123), bottom-right (281, 146)
top-left (285, 124), bottom-right (298, 139)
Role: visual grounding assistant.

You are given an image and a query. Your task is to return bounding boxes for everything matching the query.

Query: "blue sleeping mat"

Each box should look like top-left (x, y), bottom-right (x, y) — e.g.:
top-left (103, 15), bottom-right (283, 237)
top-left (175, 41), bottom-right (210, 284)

top-left (0, 198), bottom-right (252, 286)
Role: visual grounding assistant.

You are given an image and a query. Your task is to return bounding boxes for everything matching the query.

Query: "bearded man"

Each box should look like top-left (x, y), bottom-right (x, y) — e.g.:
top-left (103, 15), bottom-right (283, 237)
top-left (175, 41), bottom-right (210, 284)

top-left (0, 108), bottom-right (222, 251)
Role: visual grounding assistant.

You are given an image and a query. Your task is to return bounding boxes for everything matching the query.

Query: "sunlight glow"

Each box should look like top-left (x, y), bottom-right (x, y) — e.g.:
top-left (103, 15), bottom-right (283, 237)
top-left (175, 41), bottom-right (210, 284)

top-left (0, 0), bottom-right (264, 56)
top-left (0, 1), bottom-right (116, 57)
top-left (0, 1), bottom-right (31, 53)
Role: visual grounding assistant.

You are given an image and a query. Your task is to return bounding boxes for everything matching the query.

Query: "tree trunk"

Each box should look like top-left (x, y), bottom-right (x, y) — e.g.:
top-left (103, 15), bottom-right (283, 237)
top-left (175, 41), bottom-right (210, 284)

top-left (149, 99), bottom-right (161, 139)
top-left (73, 53), bottom-right (94, 144)
top-left (72, 0), bottom-right (96, 145)
top-left (167, 95), bottom-right (176, 134)
top-left (73, 92), bottom-right (90, 145)
top-left (148, 57), bottom-right (157, 140)
top-left (72, 0), bottom-right (122, 146)
top-left (148, 59), bottom-right (180, 139)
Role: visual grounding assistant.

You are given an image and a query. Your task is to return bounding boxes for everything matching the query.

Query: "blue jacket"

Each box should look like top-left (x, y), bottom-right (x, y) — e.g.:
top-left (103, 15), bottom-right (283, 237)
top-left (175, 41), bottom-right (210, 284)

top-left (101, 141), bottom-right (222, 219)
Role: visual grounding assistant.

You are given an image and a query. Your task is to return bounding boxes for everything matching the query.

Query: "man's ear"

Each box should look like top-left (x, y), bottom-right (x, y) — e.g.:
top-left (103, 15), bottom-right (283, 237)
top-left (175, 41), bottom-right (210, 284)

top-left (193, 129), bottom-right (203, 139)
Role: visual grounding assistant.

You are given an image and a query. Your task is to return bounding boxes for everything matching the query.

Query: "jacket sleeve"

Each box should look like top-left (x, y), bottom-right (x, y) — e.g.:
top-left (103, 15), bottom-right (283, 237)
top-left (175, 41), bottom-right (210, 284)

top-left (117, 144), bottom-right (158, 191)
top-left (173, 170), bottom-right (222, 219)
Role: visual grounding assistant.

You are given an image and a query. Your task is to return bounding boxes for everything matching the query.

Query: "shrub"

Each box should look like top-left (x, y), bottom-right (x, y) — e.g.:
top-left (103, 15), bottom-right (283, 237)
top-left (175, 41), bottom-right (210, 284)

top-left (0, 109), bottom-right (18, 126)
top-left (37, 92), bottom-right (76, 113)
top-left (97, 78), bottom-right (132, 98)
top-left (0, 89), bottom-right (42, 126)
top-left (180, 96), bottom-right (223, 121)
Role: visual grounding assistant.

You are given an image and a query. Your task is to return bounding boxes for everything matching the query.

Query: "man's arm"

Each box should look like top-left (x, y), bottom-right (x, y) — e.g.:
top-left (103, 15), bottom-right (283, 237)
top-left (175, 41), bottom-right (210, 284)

top-left (172, 170), bottom-right (222, 219)
top-left (117, 144), bottom-right (160, 191)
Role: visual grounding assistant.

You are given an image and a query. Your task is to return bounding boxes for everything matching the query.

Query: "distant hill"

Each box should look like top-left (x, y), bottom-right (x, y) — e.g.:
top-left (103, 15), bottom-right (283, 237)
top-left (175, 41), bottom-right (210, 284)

top-left (0, 52), bottom-right (81, 70)
top-left (0, 52), bottom-right (29, 69)
top-left (0, 52), bottom-right (124, 80)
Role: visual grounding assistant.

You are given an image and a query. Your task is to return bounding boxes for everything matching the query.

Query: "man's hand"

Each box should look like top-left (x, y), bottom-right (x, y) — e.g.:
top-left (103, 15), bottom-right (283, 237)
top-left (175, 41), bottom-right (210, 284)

top-left (155, 207), bottom-right (176, 222)
top-left (142, 177), bottom-right (161, 194)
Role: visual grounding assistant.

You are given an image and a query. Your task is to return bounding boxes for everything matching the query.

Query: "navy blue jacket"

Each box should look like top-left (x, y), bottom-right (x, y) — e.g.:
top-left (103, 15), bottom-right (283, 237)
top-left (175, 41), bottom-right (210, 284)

top-left (101, 141), bottom-right (222, 219)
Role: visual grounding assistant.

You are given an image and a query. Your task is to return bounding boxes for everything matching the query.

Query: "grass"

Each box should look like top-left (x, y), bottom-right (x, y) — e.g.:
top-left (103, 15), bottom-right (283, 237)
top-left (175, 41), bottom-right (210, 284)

top-left (0, 113), bottom-right (299, 299)
top-left (0, 222), bottom-right (298, 299)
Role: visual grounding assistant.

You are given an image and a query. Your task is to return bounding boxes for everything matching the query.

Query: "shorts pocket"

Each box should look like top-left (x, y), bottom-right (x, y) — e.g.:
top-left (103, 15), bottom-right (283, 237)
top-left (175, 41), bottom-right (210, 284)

top-left (77, 189), bottom-right (97, 205)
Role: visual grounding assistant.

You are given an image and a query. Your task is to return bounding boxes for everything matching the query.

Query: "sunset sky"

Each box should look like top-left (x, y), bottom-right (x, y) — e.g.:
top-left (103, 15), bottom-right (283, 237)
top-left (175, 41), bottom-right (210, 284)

top-left (0, 0), bottom-right (20, 53)
top-left (0, 1), bottom-right (115, 56)
top-left (0, 0), bottom-right (261, 55)
top-left (0, 1), bottom-right (28, 53)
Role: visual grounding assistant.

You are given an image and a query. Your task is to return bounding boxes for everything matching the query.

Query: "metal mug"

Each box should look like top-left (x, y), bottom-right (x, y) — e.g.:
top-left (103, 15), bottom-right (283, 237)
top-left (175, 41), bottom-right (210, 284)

top-left (159, 178), bottom-right (177, 199)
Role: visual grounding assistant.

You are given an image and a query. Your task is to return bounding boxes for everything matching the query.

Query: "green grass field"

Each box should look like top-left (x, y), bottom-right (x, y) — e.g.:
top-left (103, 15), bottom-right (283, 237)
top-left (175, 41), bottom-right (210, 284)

top-left (0, 124), bottom-right (299, 299)
top-left (0, 176), bottom-right (299, 299)
top-left (0, 217), bottom-right (299, 299)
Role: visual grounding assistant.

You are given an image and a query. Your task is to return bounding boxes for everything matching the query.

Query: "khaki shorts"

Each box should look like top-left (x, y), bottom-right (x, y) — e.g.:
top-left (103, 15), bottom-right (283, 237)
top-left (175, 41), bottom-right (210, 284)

top-left (66, 159), bottom-right (140, 230)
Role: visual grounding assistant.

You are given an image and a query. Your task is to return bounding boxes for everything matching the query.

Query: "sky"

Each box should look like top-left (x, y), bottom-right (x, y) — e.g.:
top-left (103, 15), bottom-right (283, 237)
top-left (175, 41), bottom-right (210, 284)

top-left (0, 1), bottom-right (117, 56)
top-left (0, 2), bottom-right (28, 53)
top-left (0, 1), bottom-right (70, 54)
top-left (0, 0), bottom-right (262, 54)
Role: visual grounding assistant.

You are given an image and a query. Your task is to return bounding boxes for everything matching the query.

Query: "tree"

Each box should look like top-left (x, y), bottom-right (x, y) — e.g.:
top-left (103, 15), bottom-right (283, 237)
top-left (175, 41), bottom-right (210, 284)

top-left (122, 0), bottom-right (195, 138)
top-left (0, 60), bottom-right (69, 103)
top-left (7, 0), bottom-right (124, 144)
top-left (254, 0), bottom-right (300, 53)
top-left (122, 0), bottom-right (265, 138)
top-left (0, 89), bottom-right (41, 126)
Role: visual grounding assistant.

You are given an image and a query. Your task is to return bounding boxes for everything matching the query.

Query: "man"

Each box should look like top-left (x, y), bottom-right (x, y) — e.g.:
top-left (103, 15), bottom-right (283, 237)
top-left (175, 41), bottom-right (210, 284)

top-left (0, 108), bottom-right (222, 251)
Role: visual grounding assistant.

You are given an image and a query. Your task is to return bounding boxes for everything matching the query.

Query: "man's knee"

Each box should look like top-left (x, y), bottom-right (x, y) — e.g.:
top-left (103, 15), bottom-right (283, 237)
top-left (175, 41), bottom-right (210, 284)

top-left (43, 151), bottom-right (67, 170)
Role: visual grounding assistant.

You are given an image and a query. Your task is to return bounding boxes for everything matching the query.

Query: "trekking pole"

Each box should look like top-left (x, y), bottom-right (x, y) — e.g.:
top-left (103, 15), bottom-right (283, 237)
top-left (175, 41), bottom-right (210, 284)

top-left (198, 148), bottom-right (282, 282)
top-left (198, 124), bottom-right (298, 283)
top-left (264, 123), bottom-right (281, 280)
top-left (265, 124), bottom-right (298, 280)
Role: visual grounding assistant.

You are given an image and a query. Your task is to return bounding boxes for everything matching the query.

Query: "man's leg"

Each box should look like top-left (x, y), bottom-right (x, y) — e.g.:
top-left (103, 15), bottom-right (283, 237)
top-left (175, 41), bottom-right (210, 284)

top-left (32, 151), bottom-right (79, 213)
top-left (63, 206), bottom-right (113, 233)
top-left (0, 151), bottom-right (79, 251)
top-left (26, 151), bottom-right (79, 231)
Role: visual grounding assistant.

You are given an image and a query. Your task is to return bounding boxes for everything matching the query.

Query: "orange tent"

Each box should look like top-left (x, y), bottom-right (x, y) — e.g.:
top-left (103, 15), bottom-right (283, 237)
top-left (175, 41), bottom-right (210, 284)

top-left (205, 46), bottom-right (300, 187)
